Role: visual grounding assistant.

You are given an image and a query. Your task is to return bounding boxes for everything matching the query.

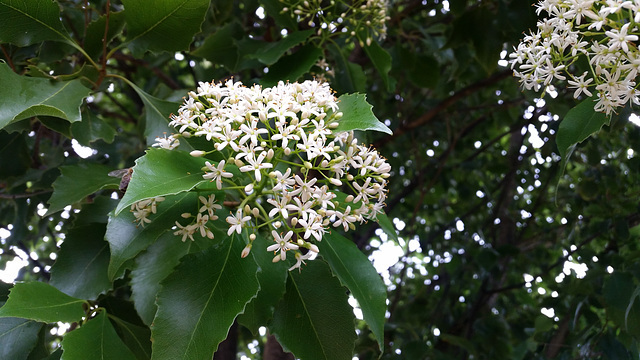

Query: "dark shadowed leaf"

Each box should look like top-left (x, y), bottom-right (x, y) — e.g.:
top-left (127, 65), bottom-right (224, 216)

top-left (46, 163), bottom-right (120, 216)
top-left (0, 0), bottom-right (71, 46)
top-left (49, 224), bottom-right (111, 300)
top-left (106, 192), bottom-right (198, 280)
top-left (319, 232), bottom-right (386, 351)
top-left (237, 232), bottom-right (288, 333)
top-left (0, 318), bottom-right (42, 360)
top-left (255, 29), bottom-right (315, 65)
top-left (71, 109), bottom-right (117, 146)
top-left (271, 260), bottom-right (357, 360)
top-left (151, 235), bottom-right (260, 360)
top-left (60, 310), bottom-right (137, 360)
top-left (122, 0), bottom-right (210, 56)
top-left (261, 43), bottom-right (322, 87)
top-left (127, 82), bottom-right (181, 147)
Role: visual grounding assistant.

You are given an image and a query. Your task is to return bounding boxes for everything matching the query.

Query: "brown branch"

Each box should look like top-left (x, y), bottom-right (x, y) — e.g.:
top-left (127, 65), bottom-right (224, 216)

top-left (0, 190), bottom-right (53, 199)
top-left (110, 52), bottom-right (181, 90)
top-left (0, 44), bottom-right (15, 71)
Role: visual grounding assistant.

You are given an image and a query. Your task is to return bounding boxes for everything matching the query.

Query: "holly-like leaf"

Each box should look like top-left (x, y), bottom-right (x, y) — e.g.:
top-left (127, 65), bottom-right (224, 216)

top-left (556, 97), bottom-right (608, 175)
top-left (237, 232), bottom-right (288, 333)
top-left (71, 109), bottom-right (117, 146)
top-left (49, 224), bottom-right (111, 300)
top-left (0, 318), bottom-right (42, 360)
top-left (319, 232), bottom-right (386, 351)
top-left (60, 310), bottom-right (137, 360)
top-left (151, 235), bottom-right (260, 360)
top-left (335, 93), bottom-right (392, 135)
top-left (130, 226), bottom-right (220, 325)
top-left (46, 163), bottom-right (120, 216)
top-left (255, 29), bottom-right (315, 65)
top-left (113, 149), bottom-right (210, 215)
top-left (122, 0), bottom-right (210, 56)
top-left (106, 192), bottom-right (198, 280)
top-left (261, 43), bottom-right (322, 87)
top-left (0, 282), bottom-right (85, 323)
top-left (127, 82), bottom-right (181, 147)
top-left (0, 63), bottom-right (91, 131)
top-left (271, 260), bottom-right (357, 360)
top-left (0, 0), bottom-right (71, 46)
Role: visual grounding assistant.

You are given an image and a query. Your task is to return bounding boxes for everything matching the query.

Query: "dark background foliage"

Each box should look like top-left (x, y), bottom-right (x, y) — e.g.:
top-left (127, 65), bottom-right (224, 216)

top-left (1, 0), bottom-right (640, 359)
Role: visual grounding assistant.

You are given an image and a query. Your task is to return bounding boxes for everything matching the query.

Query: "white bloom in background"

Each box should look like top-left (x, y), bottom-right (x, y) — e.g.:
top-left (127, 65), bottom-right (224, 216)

top-left (510, 0), bottom-right (640, 115)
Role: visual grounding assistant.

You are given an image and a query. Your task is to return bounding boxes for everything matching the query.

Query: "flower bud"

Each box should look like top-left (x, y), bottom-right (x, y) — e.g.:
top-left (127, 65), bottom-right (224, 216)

top-left (267, 149), bottom-right (274, 160)
top-left (345, 195), bottom-right (354, 203)
top-left (304, 161), bottom-right (313, 169)
top-left (190, 150), bottom-right (206, 157)
top-left (329, 178), bottom-right (342, 186)
top-left (291, 217), bottom-right (298, 226)
top-left (274, 221), bottom-right (282, 229)
top-left (181, 212), bottom-right (191, 219)
top-left (347, 174), bottom-right (354, 181)
top-left (273, 254), bottom-right (282, 263)
top-left (244, 204), bottom-right (251, 215)
top-left (235, 159), bottom-right (244, 167)
top-left (249, 233), bottom-right (256, 241)
top-left (284, 147), bottom-right (292, 156)
top-left (241, 244), bottom-right (252, 258)
top-left (252, 207), bottom-right (260, 217)
top-left (245, 183), bottom-right (254, 193)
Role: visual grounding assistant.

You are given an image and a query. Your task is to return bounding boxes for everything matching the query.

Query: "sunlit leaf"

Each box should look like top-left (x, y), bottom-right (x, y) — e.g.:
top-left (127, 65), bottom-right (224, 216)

top-left (0, 63), bottom-right (91, 130)
top-left (114, 149), bottom-right (210, 215)
top-left (151, 235), bottom-right (260, 360)
top-left (334, 93), bottom-right (392, 135)
top-left (271, 260), bottom-right (356, 360)
top-left (0, 282), bottom-right (85, 323)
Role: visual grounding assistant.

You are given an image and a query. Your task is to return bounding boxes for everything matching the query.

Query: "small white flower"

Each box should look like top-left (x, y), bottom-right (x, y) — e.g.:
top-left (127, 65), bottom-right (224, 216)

top-left (267, 230), bottom-right (298, 261)
top-left (226, 209), bottom-right (251, 236)
top-left (203, 160), bottom-right (234, 189)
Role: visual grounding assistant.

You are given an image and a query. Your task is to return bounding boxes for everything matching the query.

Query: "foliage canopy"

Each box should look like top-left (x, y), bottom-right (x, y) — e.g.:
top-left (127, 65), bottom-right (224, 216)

top-left (1, 0), bottom-right (640, 359)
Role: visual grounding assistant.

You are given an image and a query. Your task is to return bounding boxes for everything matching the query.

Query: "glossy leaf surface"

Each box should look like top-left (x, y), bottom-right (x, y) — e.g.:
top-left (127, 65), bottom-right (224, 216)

top-left (0, 282), bottom-right (85, 323)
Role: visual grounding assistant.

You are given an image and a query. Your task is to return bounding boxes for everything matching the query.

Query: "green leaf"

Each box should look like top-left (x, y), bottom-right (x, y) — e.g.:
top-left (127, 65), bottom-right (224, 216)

top-left (255, 29), bottom-right (315, 65)
top-left (46, 163), bottom-right (120, 216)
top-left (603, 271), bottom-right (640, 337)
top-left (0, 282), bottom-right (86, 323)
top-left (114, 149), bottom-right (210, 215)
top-left (0, 63), bottom-right (91, 130)
top-left (61, 310), bottom-right (137, 360)
top-left (261, 43), bottom-right (322, 87)
top-left (0, 0), bottom-right (71, 46)
top-left (271, 260), bottom-right (357, 360)
top-left (0, 318), bottom-right (42, 360)
top-left (360, 38), bottom-right (393, 91)
top-left (106, 192), bottom-right (198, 280)
top-left (151, 235), bottom-right (260, 360)
top-left (110, 317), bottom-right (152, 360)
top-left (319, 232), bottom-right (386, 351)
top-left (49, 224), bottom-right (111, 300)
top-left (331, 46), bottom-right (366, 94)
top-left (237, 232), bottom-right (288, 333)
top-left (122, 0), bottom-right (210, 56)
top-left (71, 108), bottom-right (117, 146)
top-left (127, 82), bottom-right (181, 146)
top-left (191, 22), bottom-right (243, 70)
top-left (84, 11), bottom-right (126, 59)
top-left (556, 97), bottom-right (608, 175)
top-left (334, 93), bottom-right (392, 135)
top-left (0, 130), bottom-right (31, 178)
top-left (130, 228), bottom-right (219, 325)
top-left (376, 210), bottom-right (398, 242)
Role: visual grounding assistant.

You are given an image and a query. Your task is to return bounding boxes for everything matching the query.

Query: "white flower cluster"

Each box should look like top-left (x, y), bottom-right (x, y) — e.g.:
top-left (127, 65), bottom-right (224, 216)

top-left (509, 0), bottom-right (640, 115)
top-left (280, 0), bottom-right (390, 46)
top-left (130, 196), bottom-right (165, 227)
top-left (152, 79), bottom-right (390, 270)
